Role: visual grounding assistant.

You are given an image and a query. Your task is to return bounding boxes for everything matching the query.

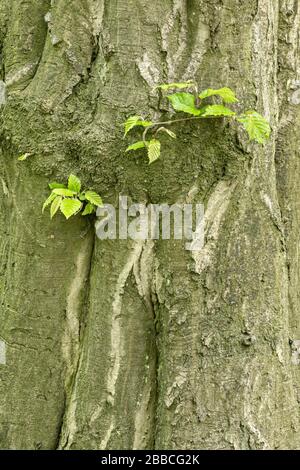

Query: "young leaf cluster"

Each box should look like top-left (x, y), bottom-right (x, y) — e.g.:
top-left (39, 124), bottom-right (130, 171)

top-left (42, 174), bottom-right (103, 219)
top-left (124, 83), bottom-right (271, 163)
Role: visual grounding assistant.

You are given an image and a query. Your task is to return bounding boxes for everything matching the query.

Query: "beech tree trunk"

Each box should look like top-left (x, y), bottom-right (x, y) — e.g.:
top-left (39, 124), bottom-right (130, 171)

top-left (1, 0), bottom-right (300, 450)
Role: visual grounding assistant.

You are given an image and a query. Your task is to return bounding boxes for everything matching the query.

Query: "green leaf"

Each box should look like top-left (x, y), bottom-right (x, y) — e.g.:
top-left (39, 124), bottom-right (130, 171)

top-left (167, 93), bottom-right (201, 116)
top-left (42, 192), bottom-right (57, 213)
top-left (82, 202), bottom-right (96, 216)
top-left (157, 127), bottom-right (176, 139)
top-left (48, 182), bottom-right (66, 190)
top-left (68, 174), bottom-right (81, 193)
top-left (148, 139), bottom-right (161, 164)
top-left (156, 81), bottom-right (195, 91)
top-left (125, 141), bottom-right (146, 152)
top-left (85, 191), bottom-right (103, 207)
top-left (199, 87), bottom-right (238, 103)
top-left (124, 116), bottom-right (153, 136)
top-left (60, 198), bottom-right (82, 219)
top-left (237, 111), bottom-right (271, 144)
top-left (18, 153), bottom-right (31, 161)
top-left (52, 188), bottom-right (77, 197)
top-left (200, 104), bottom-right (236, 117)
top-left (50, 196), bottom-right (62, 219)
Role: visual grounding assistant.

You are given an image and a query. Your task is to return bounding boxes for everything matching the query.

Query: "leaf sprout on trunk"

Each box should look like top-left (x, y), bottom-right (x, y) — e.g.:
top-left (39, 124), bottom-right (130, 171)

top-left (42, 174), bottom-right (103, 220)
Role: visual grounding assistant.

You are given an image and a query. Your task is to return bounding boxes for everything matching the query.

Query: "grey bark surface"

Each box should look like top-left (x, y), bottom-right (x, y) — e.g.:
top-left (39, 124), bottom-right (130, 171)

top-left (1, 0), bottom-right (300, 450)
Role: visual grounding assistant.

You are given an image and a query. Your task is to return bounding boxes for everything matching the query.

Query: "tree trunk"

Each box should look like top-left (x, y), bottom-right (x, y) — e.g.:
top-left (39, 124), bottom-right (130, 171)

top-left (1, 0), bottom-right (300, 450)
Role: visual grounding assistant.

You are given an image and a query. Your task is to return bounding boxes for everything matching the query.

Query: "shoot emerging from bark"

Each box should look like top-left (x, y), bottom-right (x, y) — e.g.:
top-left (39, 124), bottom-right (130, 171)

top-left (42, 174), bottom-right (103, 219)
top-left (124, 83), bottom-right (271, 164)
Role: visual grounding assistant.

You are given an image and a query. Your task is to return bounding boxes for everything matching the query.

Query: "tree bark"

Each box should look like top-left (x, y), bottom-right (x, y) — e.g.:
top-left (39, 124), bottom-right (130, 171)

top-left (1, 0), bottom-right (300, 450)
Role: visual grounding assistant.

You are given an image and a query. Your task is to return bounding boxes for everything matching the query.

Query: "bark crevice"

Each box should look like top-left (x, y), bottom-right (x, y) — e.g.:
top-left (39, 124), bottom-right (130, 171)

top-left (57, 227), bottom-right (95, 450)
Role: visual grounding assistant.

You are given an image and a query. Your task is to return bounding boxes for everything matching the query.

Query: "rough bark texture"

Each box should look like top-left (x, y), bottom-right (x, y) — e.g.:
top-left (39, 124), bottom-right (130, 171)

top-left (1, 0), bottom-right (300, 450)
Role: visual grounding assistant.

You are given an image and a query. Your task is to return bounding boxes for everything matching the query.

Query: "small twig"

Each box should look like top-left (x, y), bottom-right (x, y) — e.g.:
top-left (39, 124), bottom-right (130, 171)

top-left (142, 125), bottom-right (155, 145)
